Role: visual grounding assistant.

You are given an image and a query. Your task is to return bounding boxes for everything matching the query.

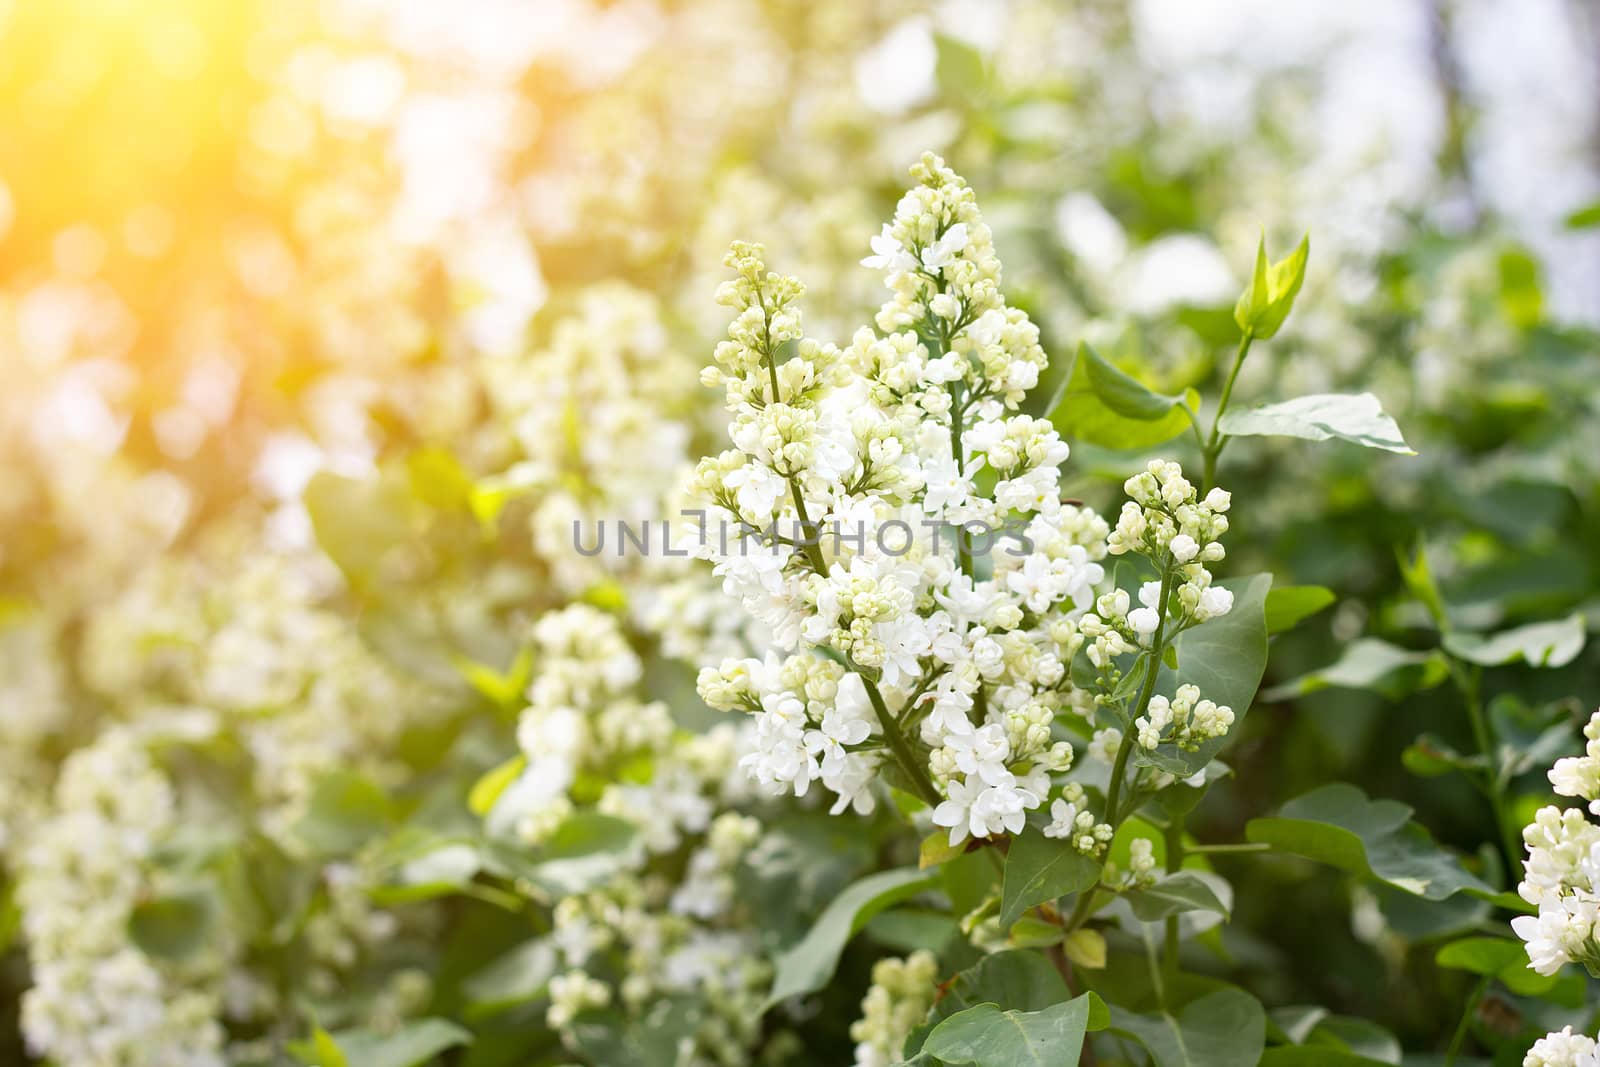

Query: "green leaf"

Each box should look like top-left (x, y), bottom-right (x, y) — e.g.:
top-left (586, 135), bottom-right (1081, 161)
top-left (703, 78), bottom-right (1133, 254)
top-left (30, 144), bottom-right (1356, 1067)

top-left (1111, 987), bottom-right (1265, 1067)
top-left (765, 867), bottom-right (935, 1007)
top-left (1302, 1016), bottom-right (1401, 1063)
top-left (1497, 248), bottom-right (1545, 327)
top-left (1144, 574), bottom-right (1272, 775)
top-left (1264, 586), bottom-right (1336, 635)
top-left (302, 470), bottom-right (414, 592)
top-left (371, 842), bottom-right (482, 905)
top-left (1435, 935), bottom-right (1524, 975)
top-left (737, 813), bottom-right (875, 950)
top-left (904, 950), bottom-right (1070, 1055)
top-left (315, 1019), bottom-right (471, 1067)
top-left (1400, 734), bottom-right (1486, 779)
top-left (289, 1026), bottom-right (350, 1067)
top-left (1269, 1006), bottom-right (1399, 1063)
top-left (1437, 935), bottom-right (1558, 996)
top-left (920, 830), bottom-right (966, 870)
top-left (469, 755), bottom-right (527, 817)
top-left (1492, 699), bottom-right (1578, 787)
top-left (933, 31), bottom-right (990, 102)
top-left (1258, 1051), bottom-right (1396, 1067)
top-left (1124, 872), bottom-right (1230, 923)
top-left (998, 832), bottom-right (1100, 930)
top-left (293, 771), bottom-right (393, 856)
top-left (454, 647), bottom-right (534, 710)
top-left (523, 813), bottom-right (638, 896)
top-left (1233, 233), bottom-right (1309, 339)
top-left (1442, 613), bottom-right (1586, 668)
top-left (569, 998), bottom-right (702, 1067)
top-left (1061, 928), bottom-right (1108, 969)
top-left (1395, 541), bottom-right (1448, 629)
top-left (1246, 783), bottom-right (1488, 900)
top-left (923, 996), bottom-right (1094, 1066)
top-left (462, 938), bottom-right (558, 1016)
top-left (1052, 343), bottom-right (1199, 450)
top-left (128, 888), bottom-right (217, 961)
top-left (406, 445), bottom-right (475, 511)
top-left (1081, 341), bottom-right (1191, 420)
top-left (1567, 198), bottom-right (1600, 229)
top-left (1264, 638), bottom-right (1448, 702)
top-left (1218, 393), bottom-right (1412, 455)
top-left (1006, 915), bottom-right (1065, 949)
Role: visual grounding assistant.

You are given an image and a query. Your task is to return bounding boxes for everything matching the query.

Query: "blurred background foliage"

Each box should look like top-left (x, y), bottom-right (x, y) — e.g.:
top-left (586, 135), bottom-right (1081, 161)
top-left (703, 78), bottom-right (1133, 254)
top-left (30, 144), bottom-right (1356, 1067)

top-left (1, 0), bottom-right (1599, 1064)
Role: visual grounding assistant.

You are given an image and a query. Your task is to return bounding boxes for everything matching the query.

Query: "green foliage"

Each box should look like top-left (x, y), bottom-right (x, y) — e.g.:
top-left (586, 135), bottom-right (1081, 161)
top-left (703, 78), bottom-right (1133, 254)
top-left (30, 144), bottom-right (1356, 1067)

top-left (292, 1019), bottom-right (472, 1067)
top-left (1265, 639), bottom-right (1449, 701)
top-left (998, 833), bottom-right (1099, 930)
top-left (1441, 614), bottom-right (1586, 668)
top-left (1123, 872), bottom-right (1229, 922)
top-left (920, 996), bottom-right (1099, 1066)
top-left (765, 868), bottom-right (937, 1007)
top-left (1246, 784), bottom-right (1488, 900)
top-left (1051, 341), bottom-right (1200, 450)
top-left (127, 888), bottom-right (217, 961)
top-left (1218, 393), bottom-right (1413, 455)
top-left (1263, 585), bottom-right (1337, 634)
top-left (568, 998), bottom-right (702, 1067)
top-left (481, 812), bottom-right (639, 897)
top-left (1142, 574), bottom-right (1272, 775)
top-left (905, 950), bottom-right (1072, 1056)
top-left (1110, 988), bottom-right (1266, 1067)
top-left (294, 771), bottom-right (394, 856)
top-left (1233, 234), bottom-right (1309, 339)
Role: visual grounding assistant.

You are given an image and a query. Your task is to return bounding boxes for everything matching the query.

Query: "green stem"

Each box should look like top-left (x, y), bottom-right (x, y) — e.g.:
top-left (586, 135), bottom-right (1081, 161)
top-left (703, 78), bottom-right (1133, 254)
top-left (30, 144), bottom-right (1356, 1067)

top-left (1450, 659), bottom-right (1520, 875)
top-left (1186, 842), bottom-right (1270, 855)
top-left (1061, 885), bottom-right (1104, 934)
top-left (1110, 569), bottom-right (1177, 822)
top-left (1201, 331), bottom-right (1253, 492)
top-left (1144, 923), bottom-right (1168, 1010)
top-left (861, 673), bottom-right (940, 807)
top-left (786, 476), bottom-right (827, 574)
top-left (1163, 813), bottom-right (1184, 991)
top-left (1065, 570), bottom-right (1178, 933)
top-left (948, 380), bottom-right (975, 580)
top-left (1102, 729), bottom-right (1138, 834)
top-left (1443, 973), bottom-right (1490, 1066)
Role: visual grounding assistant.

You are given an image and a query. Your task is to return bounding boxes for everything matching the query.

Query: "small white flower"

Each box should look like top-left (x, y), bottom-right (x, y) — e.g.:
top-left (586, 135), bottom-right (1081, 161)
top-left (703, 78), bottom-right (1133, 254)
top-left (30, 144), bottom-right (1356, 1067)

top-left (1169, 534), bottom-right (1199, 563)
top-left (1043, 797), bottom-right (1078, 839)
top-left (932, 776), bottom-right (982, 846)
top-left (863, 224), bottom-right (918, 273)
top-left (920, 223), bottom-right (969, 270)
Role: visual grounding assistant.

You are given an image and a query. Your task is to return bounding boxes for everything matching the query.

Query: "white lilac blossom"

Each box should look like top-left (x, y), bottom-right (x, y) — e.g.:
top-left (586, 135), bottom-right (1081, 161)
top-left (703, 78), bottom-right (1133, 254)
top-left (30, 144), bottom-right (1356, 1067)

top-left (483, 284), bottom-right (696, 599)
top-left (17, 727), bottom-right (228, 1067)
top-left (1525, 1027), bottom-right (1600, 1067)
top-left (848, 950), bottom-right (942, 1067)
top-left (692, 155), bottom-right (1239, 852)
top-left (491, 604), bottom-right (727, 853)
top-left (1515, 710), bottom-right (1600, 980)
top-left (15, 542), bottom-right (461, 1063)
top-left (482, 605), bottom-right (789, 1065)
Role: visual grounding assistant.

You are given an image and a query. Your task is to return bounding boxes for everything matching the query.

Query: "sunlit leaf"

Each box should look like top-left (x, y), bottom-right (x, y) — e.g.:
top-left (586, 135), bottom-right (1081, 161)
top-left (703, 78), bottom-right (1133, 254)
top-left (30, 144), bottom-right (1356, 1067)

top-left (1442, 613), bottom-right (1586, 668)
top-left (1218, 393), bottom-right (1412, 455)
top-left (1264, 638), bottom-right (1448, 702)
top-left (1264, 585), bottom-right (1336, 634)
